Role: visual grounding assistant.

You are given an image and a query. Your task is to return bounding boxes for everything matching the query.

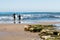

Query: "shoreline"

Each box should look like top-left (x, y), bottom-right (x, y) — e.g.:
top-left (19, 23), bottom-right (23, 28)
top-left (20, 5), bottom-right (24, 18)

top-left (0, 22), bottom-right (60, 40)
top-left (0, 22), bottom-right (60, 24)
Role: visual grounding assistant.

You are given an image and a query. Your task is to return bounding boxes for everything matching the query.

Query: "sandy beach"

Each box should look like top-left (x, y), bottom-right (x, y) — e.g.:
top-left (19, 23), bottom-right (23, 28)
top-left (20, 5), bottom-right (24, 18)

top-left (0, 24), bottom-right (41, 40)
top-left (0, 22), bottom-right (60, 40)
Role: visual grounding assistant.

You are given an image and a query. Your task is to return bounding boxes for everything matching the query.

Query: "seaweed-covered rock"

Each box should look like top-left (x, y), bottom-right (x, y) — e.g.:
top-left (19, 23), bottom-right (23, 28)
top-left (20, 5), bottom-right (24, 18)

top-left (46, 37), bottom-right (60, 40)
top-left (24, 24), bottom-right (55, 32)
top-left (39, 29), bottom-right (60, 40)
top-left (29, 27), bottom-right (42, 32)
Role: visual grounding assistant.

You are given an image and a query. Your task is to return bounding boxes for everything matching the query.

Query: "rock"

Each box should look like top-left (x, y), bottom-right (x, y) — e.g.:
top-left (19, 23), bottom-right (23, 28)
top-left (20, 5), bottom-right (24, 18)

top-left (24, 25), bottom-right (30, 31)
top-left (41, 35), bottom-right (51, 40)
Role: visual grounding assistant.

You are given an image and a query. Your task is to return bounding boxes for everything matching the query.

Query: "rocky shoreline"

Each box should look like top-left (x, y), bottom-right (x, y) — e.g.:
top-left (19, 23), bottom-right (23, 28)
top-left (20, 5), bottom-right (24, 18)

top-left (24, 24), bottom-right (60, 40)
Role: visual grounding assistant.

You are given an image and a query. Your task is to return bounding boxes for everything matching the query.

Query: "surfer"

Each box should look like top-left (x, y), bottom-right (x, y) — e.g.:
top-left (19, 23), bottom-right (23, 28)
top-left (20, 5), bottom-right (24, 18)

top-left (13, 13), bottom-right (16, 24)
top-left (18, 15), bottom-right (21, 23)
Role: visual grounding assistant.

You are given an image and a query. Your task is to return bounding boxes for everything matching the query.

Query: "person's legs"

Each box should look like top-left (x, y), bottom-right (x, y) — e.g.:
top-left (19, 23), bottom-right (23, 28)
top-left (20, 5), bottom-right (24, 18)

top-left (18, 15), bottom-right (21, 24)
top-left (19, 19), bottom-right (21, 23)
top-left (14, 19), bottom-right (16, 24)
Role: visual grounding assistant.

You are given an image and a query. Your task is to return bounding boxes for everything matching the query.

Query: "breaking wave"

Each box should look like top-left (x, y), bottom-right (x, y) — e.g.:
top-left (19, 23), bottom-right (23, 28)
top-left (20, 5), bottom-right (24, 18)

top-left (0, 13), bottom-right (60, 24)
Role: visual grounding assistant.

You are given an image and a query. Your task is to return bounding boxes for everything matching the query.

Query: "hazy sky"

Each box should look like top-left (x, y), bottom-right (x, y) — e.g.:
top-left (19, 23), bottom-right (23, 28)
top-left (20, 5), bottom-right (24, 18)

top-left (0, 0), bottom-right (60, 12)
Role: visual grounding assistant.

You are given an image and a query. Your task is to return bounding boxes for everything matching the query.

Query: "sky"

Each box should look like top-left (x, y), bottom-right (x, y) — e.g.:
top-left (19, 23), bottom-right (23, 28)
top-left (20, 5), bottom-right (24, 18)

top-left (0, 0), bottom-right (60, 12)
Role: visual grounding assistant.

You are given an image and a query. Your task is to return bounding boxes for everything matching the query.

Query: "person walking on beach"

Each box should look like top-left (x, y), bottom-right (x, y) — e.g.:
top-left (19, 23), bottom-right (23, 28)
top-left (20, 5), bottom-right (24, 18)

top-left (13, 13), bottom-right (16, 24)
top-left (18, 15), bottom-right (21, 23)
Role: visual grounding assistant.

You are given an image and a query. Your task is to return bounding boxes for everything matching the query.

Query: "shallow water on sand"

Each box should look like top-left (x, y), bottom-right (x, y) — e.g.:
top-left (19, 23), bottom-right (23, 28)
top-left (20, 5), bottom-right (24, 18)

top-left (54, 24), bottom-right (60, 30)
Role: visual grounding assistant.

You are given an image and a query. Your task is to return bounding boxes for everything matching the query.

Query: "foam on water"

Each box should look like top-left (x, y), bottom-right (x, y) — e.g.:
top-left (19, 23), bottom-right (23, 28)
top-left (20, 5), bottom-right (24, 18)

top-left (0, 12), bottom-right (60, 24)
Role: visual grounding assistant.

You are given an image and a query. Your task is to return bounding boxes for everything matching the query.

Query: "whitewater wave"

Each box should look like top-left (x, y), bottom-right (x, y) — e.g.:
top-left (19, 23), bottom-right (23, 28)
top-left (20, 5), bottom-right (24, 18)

top-left (0, 14), bottom-right (60, 24)
top-left (21, 14), bottom-right (60, 20)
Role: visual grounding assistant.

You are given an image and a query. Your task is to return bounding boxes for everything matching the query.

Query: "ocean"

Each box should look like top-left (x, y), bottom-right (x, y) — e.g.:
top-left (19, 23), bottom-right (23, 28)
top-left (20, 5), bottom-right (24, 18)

top-left (0, 12), bottom-right (60, 24)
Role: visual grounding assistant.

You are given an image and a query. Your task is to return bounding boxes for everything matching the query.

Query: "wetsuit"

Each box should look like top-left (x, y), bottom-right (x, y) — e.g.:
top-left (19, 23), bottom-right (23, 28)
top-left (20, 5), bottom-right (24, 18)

top-left (18, 15), bottom-right (21, 23)
top-left (13, 14), bottom-right (16, 23)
